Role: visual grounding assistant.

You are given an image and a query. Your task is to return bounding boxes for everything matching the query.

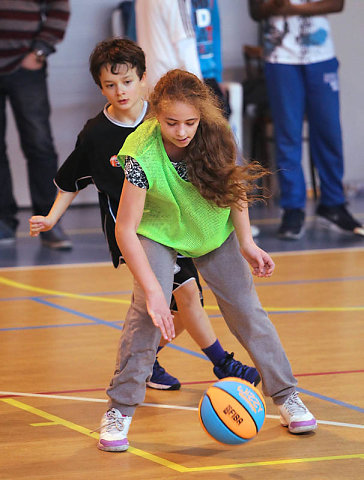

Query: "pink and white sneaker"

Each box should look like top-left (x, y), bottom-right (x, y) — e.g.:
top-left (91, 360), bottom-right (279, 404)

top-left (278, 392), bottom-right (317, 434)
top-left (97, 408), bottom-right (132, 452)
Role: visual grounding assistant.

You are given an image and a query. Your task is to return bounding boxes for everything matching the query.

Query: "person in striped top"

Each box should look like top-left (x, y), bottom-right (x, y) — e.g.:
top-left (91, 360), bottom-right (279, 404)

top-left (0, 0), bottom-right (71, 249)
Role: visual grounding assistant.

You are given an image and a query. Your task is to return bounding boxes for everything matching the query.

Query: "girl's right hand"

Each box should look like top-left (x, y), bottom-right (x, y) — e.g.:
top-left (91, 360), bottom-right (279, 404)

top-left (29, 216), bottom-right (54, 237)
top-left (146, 290), bottom-right (175, 342)
top-left (241, 240), bottom-right (275, 278)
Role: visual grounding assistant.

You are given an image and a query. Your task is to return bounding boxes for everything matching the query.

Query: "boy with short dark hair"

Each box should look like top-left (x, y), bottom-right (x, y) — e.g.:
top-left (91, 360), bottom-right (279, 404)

top-left (29, 37), bottom-right (259, 399)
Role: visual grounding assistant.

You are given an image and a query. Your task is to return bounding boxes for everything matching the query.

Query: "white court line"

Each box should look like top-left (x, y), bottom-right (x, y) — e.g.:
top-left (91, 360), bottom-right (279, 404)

top-left (1, 391), bottom-right (363, 430)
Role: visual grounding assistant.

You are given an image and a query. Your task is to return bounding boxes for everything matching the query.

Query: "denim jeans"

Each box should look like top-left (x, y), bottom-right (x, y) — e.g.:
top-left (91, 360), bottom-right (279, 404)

top-left (264, 58), bottom-right (345, 210)
top-left (0, 66), bottom-right (58, 228)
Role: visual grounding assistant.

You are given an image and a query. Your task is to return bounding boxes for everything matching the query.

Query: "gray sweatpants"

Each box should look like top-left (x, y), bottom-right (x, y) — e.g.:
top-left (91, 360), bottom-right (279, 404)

top-left (107, 233), bottom-right (297, 416)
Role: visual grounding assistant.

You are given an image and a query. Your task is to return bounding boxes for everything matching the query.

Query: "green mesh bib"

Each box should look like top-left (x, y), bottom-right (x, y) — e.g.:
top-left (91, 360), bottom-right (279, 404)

top-left (118, 118), bottom-right (234, 257)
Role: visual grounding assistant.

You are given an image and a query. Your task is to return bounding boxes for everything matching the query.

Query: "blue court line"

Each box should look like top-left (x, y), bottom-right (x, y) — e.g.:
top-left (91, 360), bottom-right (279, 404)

top-left (205, 275), bottom-right (364, 289)
top-left (258, 276), bottom-right (364, 287)
top-left (209, 311), bottom-right (300, 317)
top-left (297, 387), bottom-right (364, 414)
top-left (0, 322), bottom-right (111, 331)
top-left (32, 298), bottom-right (207, 359)
top-left (0, 290), bottom-right (131, 303)
top-left (0, 297), bottom-right (207, 360)
top-left (32, 298), bottom-right (124, 330)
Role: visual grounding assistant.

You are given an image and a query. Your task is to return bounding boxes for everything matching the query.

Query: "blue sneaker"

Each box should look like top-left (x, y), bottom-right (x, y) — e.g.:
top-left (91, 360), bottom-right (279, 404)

top-left (146, 358), bottom-right (181, 390)
top-left (213, 352), bottom-right (261, 386)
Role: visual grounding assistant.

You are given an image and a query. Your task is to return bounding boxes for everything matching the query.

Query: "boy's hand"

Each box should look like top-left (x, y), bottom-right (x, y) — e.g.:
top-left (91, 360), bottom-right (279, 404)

top-left (240, 241), bottom-right (275, 278)
top-left (29, 216), bottom-right (54, 237)
top-left (146, 290), bottom-right (175, 342)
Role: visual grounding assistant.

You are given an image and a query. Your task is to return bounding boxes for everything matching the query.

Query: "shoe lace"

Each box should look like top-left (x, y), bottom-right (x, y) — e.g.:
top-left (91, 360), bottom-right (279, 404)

top-left (92, 409), bottom-right (126, 434)
top-left (283, 392), bottom-right (308, 415)
top-left (153, 357), bottom-right (166, 375)
top-left (223, 352), bottom-right (247, 376)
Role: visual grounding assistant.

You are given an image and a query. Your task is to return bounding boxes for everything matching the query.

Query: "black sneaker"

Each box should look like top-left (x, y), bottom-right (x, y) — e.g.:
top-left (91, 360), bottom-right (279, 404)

top-left (40, 224), bottom-right (72, 250)
top-left (0, 219), bottom-right (16, 246)
top-left (316, 204), bottom-right (364, 236)
top-left (278, 209), bottom-right (305, 240)
top-left (213, 352), bottom-right (261, 386)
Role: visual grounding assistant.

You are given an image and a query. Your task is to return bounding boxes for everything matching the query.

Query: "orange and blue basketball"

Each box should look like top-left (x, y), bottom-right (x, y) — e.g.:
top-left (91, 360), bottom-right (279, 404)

top-left (198, 377), bottom-right (266, 445)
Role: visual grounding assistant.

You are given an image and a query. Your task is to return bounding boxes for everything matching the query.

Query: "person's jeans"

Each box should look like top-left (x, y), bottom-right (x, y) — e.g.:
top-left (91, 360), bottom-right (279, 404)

top-left (264, 58), bottom-right (345, 210)
top-left (0, 66), bottom-right (58, 228)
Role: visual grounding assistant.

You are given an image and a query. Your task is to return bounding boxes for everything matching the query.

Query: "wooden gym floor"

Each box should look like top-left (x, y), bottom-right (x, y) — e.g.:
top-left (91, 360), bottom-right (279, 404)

top-left (0, 203), bottom-right (363, 479)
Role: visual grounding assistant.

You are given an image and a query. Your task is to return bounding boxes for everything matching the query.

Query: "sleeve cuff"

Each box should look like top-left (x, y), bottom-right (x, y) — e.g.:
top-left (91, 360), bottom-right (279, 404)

top-left (32, 40), bottom-right (55, 57)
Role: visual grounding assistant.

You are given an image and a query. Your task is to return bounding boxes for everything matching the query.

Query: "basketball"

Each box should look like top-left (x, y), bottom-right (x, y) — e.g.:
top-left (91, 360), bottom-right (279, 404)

top-left (198, 377), bottom-right (266, 445)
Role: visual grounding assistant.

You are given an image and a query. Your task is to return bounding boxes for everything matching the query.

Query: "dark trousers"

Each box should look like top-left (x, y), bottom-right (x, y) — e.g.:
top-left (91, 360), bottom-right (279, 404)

top-left (0, 67), bottom-right (58, 228)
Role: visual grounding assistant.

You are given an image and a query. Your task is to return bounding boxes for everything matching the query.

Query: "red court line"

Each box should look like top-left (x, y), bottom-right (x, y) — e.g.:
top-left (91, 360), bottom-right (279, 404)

top-left (0, 369), bottom-right (363, 399)
top-left (182, 369), bottom-right (364, 385)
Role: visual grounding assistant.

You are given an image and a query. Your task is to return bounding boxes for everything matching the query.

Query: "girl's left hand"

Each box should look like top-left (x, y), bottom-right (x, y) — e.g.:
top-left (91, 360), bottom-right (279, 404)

top-left (241, 242), bottom-right (275, 277)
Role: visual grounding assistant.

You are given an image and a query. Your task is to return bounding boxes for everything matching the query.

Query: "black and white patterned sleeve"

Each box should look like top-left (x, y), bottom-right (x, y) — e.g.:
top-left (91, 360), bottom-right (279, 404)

top-left (124, 156), bottom-right (149, 189)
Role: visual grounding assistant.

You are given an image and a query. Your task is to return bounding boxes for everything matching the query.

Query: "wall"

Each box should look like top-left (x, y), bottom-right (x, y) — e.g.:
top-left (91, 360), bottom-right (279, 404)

top-left (6, 0), bottom-right (364, 207)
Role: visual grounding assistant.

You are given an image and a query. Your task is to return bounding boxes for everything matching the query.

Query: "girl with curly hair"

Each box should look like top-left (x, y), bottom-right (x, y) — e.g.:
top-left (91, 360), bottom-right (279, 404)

top-left (98, 69), bottom-right (316, 452)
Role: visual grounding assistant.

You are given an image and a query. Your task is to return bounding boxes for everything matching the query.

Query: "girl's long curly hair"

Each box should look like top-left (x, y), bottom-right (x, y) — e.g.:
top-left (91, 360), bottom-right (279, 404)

top-left (148, 69), bottom-right (268, 209)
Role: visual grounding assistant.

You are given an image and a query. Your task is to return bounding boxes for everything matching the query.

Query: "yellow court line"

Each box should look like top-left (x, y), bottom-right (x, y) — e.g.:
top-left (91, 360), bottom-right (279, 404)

top-left (1, 275), bottom-right (364, 313)
top-left (0, 276), bottom-right (130, 305)
top-left (1, 398), bottom-right (185, 472)
top-left (2, 398), bottom-right (363, 473)
top-left (184, 454), bottom-right (364, 472)
top-left (31, 422), bottom-right (58, 427)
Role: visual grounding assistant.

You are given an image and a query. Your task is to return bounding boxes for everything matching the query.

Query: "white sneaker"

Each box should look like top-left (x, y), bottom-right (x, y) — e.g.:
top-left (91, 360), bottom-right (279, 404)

top-left (278, 392), bottom-right (317, 434)
top-left (97, 408), bottom-right (132, 452)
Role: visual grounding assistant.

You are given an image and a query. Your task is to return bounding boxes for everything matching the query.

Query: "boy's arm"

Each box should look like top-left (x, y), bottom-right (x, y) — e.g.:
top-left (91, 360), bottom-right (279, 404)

top-left (29, 190), bottom-right (78, 236)
top-left (33, 0), bottom-right (70, 55)
top-left (115, 180), bottom-right (175, 341)
top-left (249, 0), bottom-right (344, 21)
top-left (230, 204), bottom-right (275, 277)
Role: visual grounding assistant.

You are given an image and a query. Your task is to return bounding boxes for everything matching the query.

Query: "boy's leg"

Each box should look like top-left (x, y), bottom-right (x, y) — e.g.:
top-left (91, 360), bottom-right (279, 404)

top-left (8, 68), bottom-right (58, 216)
top-left (264, 63), bottom-right (306, 210)
top-left (193, 232), bottom-right (296, 405)
top-left (146, 257), bottom-right (201, 391)
top-left (305, 58), bottom-right (345, 206)
top-left (0, 79), bottom-right (18, 236)
top-left (171, 257), bottom-right (215, 348)
top-left (306, 59), bottom-right (363, 235)
top-left (170, 257), bottom-right (260, 385)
